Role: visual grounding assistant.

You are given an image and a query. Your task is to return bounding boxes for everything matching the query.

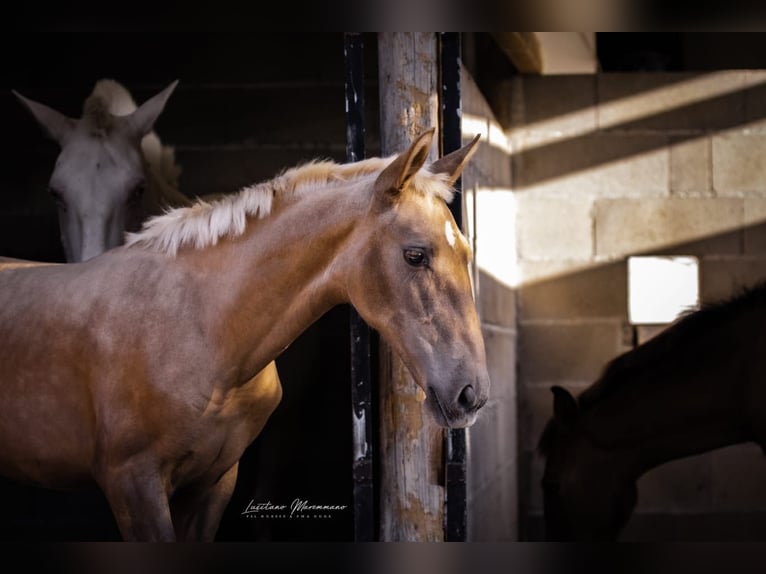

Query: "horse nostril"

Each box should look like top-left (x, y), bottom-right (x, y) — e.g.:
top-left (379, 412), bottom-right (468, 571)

top-left (458, 384), bottom-right (477, 410)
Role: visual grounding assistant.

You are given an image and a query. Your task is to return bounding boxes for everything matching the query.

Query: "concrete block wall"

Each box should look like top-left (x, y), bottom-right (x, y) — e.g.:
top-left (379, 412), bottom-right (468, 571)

top-left (461, 67), bottom-right (517, 541)
top-left (509, 71), bottom-right (766, 541)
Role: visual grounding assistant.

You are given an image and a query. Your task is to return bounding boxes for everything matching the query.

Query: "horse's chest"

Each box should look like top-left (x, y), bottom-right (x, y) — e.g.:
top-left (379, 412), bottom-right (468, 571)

top-left (171, 368), bottom-right (282, 486)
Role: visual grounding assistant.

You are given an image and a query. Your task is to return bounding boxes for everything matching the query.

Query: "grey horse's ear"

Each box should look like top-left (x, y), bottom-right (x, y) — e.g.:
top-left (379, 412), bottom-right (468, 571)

top-left (13, 90), bottom-right (76, 145)
top-left (123, 80), bottom-right (179, 138)
top-left (429, 133), bottom-right (481, 186)
top-left (551, 385), bottom-right (579, 430)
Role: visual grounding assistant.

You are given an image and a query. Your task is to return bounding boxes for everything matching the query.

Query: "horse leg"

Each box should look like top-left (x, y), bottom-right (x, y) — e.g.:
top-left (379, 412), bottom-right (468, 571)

top-left (170, 462), bottom-right (239, 542)
top-left (98, 465), bottom-right (176, 542)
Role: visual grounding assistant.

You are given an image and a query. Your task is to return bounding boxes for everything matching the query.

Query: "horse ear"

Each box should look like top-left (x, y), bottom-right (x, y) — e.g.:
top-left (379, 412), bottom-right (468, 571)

top-left (551, 385), bottom-right (579, 430)
top-left (429, 133), bottom-right (481, 186)
top-left (124, 80), bottom-right (179, 138)
top-left (374, 128), bottom-right (435, 201)
top-left (13, 90), bottom-right (76, 145)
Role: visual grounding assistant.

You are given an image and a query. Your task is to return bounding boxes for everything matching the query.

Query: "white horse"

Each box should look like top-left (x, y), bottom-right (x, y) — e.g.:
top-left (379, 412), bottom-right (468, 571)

top-left (13, 79), bottom-right (189, 262)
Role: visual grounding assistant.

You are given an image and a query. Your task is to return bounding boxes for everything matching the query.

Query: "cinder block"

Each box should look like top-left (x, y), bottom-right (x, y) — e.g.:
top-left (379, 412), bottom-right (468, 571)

top-left (467, 142), bottom-right (512, 188)
top-left (468, 469), bottom-right (518, 541)
top-left (509, 75), bottom-right (597, 137)
top-left (635, 324), bottom-right (667, 345)
top-left (516, 196), bottom-right (593, 260)
top-left (157, 85), bottom-right (354, 147)
top-left (468, 393), bottom-right (517, 500)
top-left (594, 198), bottom-right (743, 257)
top-left (713, 133), bottom-right (766, 195)
top-left (519, 322), bottom-right (625, 384)
top-left (481, 326), bottom-right (517, 403)
top-left (176, 148), bottom-right (345, 199)
top-left (745, 198), bottom-right (766, 254)
top-left (478, 270), bottom-right (517, 328)
top-left (518, 259), bottom-right (627, 320)
top-left (462, 65), bottom-right (496, 121)
top-left (699, 256), bottom-right (766, 303)
top-left (598, 72), bottom-right (747, 132)
top-left (670, 136), bottom-right (712, 196)
top-left (712, 443), bottom-right (766, 511)
top-left (742, 70), bottom-right (766, 132)
top-left (512, 133), bottom-right (669, 198)
top-left (635, 452), bottom-right (712, 512)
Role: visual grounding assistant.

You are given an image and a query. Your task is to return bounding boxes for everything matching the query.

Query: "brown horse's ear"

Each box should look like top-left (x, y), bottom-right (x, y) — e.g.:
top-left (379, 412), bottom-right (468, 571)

top-left (13, 90), bottom-right (76, 145)
top-left (374, 128), bottom-right (435, 201)
top-left (551, 385), bottom-right (579, 430)
top-left (429, 133), bottom-right (481, 186)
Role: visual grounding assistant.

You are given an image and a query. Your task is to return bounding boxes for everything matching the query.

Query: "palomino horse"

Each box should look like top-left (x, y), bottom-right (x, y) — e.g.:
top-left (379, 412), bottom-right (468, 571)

top-left (14, 79), bottom-right (189, 263)
top-left (0, 129), bottom-right (489, 541)
top-left (537, 281), bottom-right (766, 541)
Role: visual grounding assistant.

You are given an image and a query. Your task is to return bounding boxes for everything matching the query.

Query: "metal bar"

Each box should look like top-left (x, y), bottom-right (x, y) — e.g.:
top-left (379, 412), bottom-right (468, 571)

top-left (343, 32), bottom-right (375, 542)
top-left (439, 31), bottom-right (468, 543)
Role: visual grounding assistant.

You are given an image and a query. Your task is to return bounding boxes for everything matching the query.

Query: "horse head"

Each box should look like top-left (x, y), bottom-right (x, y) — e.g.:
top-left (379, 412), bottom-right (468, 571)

top-left (538, 385), bottom-right (638, 541)
top-left (14, 80), bottom-right (179, 262)
top-left (346, 129), bottom-right (490, 428)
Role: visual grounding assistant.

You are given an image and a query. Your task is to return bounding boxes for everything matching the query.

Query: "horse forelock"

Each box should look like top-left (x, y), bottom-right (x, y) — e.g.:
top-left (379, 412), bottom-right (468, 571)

top-left (82, 79), bottom-right (139, 133)
top-left (125, 156), bottom-right (456, 256)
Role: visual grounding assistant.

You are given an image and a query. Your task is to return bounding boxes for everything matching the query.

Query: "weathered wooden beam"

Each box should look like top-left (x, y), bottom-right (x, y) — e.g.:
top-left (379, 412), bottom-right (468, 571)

top-left (377, 32), bottom-right (444, 542)
top-left (491, 32), bottom-right (543, 74)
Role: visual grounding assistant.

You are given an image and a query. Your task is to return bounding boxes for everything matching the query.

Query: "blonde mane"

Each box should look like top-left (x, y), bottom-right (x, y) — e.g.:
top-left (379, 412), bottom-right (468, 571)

top-left (125, 156), bottom-right (455, 256)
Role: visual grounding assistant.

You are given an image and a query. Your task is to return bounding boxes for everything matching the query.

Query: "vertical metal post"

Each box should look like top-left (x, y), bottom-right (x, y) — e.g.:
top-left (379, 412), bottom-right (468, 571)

top-left (344, 32), bottom-right (375, 542)
top-left (440, 31), bottom-right (468, 543)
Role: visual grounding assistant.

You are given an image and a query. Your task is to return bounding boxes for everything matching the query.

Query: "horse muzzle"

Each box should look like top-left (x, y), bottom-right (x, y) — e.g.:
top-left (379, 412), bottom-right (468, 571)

top-left (427, 377), bottom-right (489, 429)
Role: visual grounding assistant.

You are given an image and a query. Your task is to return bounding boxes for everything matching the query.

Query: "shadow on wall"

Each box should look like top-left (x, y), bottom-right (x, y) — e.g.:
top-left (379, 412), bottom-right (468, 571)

top-left (518, 222), bottom-right (766, 541)
top-left (506, 73), bottom-right (766, 192)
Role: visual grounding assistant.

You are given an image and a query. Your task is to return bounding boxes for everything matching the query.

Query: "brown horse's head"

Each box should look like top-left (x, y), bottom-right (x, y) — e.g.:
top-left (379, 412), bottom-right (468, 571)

top-left (538, 386), bottom-right (638, 541)
top-left (346, 129), bottom-right (489, 429)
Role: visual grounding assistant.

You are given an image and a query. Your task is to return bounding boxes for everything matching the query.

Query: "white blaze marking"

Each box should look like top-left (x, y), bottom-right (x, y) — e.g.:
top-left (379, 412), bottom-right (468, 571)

top-left (445, 220), bottom-right (457, 249)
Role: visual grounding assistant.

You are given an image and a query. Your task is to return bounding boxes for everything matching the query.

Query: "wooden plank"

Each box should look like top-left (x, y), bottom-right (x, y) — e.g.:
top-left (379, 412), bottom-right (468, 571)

top-left (491, 32), bottom-right (543, 74)
top-left (377, 32), bottom-right (444, 542)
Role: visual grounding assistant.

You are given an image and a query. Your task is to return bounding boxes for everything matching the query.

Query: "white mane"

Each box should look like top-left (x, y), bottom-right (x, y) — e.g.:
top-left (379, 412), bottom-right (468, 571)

top-left (125, 157), bottom-right (455, 256)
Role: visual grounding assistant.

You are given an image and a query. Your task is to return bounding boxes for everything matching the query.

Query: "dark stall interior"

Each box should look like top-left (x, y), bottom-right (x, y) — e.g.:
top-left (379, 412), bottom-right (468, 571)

top-left (0, 31), bottom-right (382, 541)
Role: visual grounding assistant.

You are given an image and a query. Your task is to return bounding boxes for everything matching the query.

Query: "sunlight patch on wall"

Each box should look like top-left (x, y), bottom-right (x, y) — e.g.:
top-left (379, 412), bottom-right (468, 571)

top-left (462, 113), bottom-right (512, 155)
top-left (473, 187), bottom-right (518, 289)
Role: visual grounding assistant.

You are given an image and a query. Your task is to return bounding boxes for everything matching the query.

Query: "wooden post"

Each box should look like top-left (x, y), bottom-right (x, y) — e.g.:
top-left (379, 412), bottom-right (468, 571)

top-left (377, 32), bottom-right (443, 541)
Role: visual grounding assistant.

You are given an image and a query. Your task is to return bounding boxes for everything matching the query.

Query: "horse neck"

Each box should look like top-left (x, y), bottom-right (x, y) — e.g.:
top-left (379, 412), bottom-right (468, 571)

top-left (580, 346), bottom-right (755, 480)
top-left (177, 183), bottom-right (367, 380)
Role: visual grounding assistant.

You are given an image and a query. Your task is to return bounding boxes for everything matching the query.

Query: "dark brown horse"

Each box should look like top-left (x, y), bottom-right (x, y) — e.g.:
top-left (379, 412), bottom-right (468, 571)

top-left (537, 281), bottom-right (766, 540)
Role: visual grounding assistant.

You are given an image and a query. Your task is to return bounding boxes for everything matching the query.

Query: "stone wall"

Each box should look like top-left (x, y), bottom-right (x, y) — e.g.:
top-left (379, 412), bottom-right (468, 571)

top-left (510, 71), bottom-right (766, 540)
top-left (461, 67), bottom-right (518, 541)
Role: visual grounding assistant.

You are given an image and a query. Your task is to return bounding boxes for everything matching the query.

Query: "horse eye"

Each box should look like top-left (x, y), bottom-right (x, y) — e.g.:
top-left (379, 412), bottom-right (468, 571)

top-left (49, 187), bottom-right (67, 210)
top-left (403, 248), bottom-right (427, 267)
top-left (129, 183), bottom-right (146, 203)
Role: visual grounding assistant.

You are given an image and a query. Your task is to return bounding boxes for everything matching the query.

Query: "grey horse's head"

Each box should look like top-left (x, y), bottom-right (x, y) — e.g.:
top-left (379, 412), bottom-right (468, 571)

top-left (14, 79), bottom-right (179, 262)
